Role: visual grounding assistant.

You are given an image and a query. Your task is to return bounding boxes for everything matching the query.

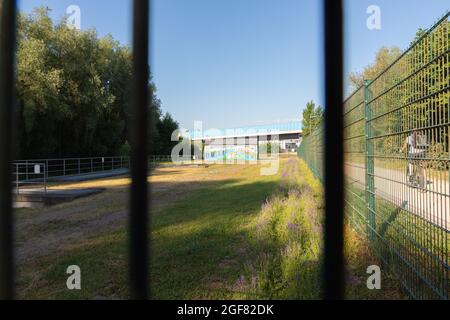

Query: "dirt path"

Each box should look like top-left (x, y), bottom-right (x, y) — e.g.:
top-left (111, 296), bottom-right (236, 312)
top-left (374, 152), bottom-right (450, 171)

top-left (15, 164), bottom-right (247, 264)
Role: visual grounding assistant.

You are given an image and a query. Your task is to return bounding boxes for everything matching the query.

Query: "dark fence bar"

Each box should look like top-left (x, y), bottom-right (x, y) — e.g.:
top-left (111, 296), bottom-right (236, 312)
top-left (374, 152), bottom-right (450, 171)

top-left (129, 0), bottom-right (150, 300)
top-left (323, 0), bottom-right (344, 299)
top-left (0, 0), bottom-right (17, 300)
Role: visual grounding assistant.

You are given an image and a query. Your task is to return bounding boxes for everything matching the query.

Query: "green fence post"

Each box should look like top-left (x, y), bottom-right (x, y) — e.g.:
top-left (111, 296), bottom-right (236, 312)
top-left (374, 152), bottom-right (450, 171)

top-left (364, 80), bottom-right (375, 241)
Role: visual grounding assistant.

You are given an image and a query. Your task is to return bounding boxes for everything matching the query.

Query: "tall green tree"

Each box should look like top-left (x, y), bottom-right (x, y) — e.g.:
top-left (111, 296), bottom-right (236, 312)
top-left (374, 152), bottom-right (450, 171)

top-left (348, 46), bottom-right (402, 91)
top-left (301, 101), bottom-right (323, 136)
top-left (15, 7), bottom-right (179, 159)
top-left (155, 113), bottom-right (180, 155)
top-left (346, 21), bottom-right (450, 157)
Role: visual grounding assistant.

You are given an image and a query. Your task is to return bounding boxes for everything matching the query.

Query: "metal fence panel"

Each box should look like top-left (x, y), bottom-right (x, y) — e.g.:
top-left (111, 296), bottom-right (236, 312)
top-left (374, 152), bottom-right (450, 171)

top-left (343, 85), bottom-right (368, 238)
top-left (298, 123), bottom-right (324, 182)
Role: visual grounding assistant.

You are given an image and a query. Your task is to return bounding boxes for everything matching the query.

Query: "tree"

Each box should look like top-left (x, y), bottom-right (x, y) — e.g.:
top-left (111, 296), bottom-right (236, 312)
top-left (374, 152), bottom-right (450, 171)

top-left (346, 46), bottom-right (402, 157)
top-left (156, 112), bottom-right (179, 155)
top-left (301, 101), bottom-right (323, 136)
top-left (345, 21), bottom-right (450, 159)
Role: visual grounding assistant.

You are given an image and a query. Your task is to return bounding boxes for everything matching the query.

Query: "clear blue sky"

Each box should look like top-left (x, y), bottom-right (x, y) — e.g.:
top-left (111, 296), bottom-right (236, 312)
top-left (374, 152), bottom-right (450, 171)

top-left (345, 0), bottom-right (449, 93)
top-left (19, 0), bottom-right (449, 131)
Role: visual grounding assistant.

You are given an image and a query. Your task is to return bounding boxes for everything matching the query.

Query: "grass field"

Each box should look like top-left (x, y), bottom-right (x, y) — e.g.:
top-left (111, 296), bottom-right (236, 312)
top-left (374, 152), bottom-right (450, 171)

top-left (15, 157), bottom-right (406, 299)
top-left (345, 184), bottom-right (449, 299)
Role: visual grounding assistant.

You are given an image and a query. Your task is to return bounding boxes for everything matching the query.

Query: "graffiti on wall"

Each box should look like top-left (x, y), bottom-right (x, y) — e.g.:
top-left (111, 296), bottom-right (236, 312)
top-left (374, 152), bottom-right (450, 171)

top-left (204, 145), bottom-right (258, 162)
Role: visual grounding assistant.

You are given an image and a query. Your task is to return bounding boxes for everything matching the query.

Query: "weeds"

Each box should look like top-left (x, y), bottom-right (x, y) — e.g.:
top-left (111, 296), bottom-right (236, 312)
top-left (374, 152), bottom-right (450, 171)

top-left (236, 159), bottom-right (324, 299)
top-left (237, 158), bottom-right (406, 300)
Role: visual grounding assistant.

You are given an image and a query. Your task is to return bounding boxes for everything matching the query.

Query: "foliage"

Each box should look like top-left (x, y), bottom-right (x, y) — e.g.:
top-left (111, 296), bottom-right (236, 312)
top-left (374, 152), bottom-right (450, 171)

top-left (235, 159), bottom-right (323, 299)
top-left (263, 142), bottom-right (280, 156)
top-left (237, 159), bottom-right (403, 299)
top-left (348, 46), bottom-right (402, 91)
top-left (15, 7), bottom-right (178, 159)
top-left (154, 112), bottom-right (179, 156)
top-left (301, 100), bottom-right (323, 136)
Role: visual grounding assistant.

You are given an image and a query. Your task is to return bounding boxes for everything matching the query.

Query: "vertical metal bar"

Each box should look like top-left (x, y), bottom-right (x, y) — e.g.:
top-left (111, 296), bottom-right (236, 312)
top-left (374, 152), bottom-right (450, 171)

top-left (43, 163), bottom-right (47, 195)
top-left (323, 0), bottom-right (344, 300)
top-left (364, 80), bottom-right (375, 240)
top-left (0, 0), bottom-right (17, 300)
top-left (129, 0), bottom-right (150, 300)
top-left (15, 164), bottom-right (18, 194)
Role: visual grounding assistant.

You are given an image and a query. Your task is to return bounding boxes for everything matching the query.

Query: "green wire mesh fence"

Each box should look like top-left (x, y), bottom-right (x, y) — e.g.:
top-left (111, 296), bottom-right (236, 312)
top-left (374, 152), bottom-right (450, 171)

top-left (299, 12), bottom-right (450, 299)
top-left (298, 123), bottom-right (324, 181)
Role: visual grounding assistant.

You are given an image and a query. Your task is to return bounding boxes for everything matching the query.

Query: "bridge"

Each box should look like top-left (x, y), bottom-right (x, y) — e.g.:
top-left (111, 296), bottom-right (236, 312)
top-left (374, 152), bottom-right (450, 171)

top-left (190, 121), bottom-right (302, 161)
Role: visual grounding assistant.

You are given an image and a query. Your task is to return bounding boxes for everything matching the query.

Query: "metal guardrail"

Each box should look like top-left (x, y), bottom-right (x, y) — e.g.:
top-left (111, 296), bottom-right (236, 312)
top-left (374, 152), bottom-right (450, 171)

top-left (300, 12), bottom-right (450, 299)
top-left (11, 156), bottom-right (180, 192)
top-left (12, 162), bottom-right (47, 194)
top-left (14, 156), bottom-right (130, 181)
top-left (12, 155), bottom-right (180, 182)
